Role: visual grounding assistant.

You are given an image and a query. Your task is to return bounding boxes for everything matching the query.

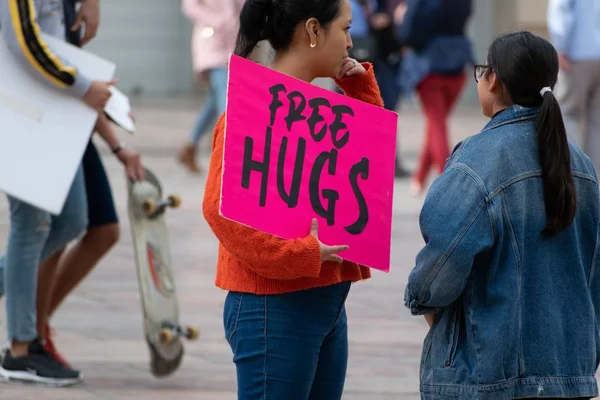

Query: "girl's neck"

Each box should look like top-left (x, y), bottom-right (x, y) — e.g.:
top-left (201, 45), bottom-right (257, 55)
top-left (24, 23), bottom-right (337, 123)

top-left (491, 99), bottom-right (512, 118)
top-left (272, 51), bottom-right (315, 83)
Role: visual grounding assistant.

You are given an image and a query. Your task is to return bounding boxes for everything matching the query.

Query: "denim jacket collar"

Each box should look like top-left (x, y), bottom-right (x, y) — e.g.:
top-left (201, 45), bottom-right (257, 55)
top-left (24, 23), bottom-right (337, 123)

top-left (480, 104), bottom-right (538, 134)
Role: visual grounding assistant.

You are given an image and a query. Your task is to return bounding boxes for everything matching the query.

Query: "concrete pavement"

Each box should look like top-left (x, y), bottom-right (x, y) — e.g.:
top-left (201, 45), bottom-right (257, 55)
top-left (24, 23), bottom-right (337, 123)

top-left (0, 98), bottom-right (490, 399)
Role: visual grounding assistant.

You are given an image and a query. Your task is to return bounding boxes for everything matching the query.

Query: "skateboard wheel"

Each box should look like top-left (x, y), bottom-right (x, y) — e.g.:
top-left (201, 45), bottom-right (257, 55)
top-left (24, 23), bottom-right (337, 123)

top-left (142, 199), bottom-right (156, 215)
top-left (168, 195), bottom-right (182, 209)
top-left (159, 328), bottom-right (174, 345)
top-left (185, 325), bottom-right (200, 341)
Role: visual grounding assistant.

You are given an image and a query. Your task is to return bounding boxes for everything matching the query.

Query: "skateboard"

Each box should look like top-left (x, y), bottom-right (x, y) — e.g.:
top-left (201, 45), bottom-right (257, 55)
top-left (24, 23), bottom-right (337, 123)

top-left (127, 167), bottom-right (199, 377)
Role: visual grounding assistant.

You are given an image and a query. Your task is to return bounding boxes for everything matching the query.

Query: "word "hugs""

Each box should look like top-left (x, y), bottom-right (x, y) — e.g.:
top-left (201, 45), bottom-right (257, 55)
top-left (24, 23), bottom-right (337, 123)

top-left (240, 83), bottom-right (370, 235)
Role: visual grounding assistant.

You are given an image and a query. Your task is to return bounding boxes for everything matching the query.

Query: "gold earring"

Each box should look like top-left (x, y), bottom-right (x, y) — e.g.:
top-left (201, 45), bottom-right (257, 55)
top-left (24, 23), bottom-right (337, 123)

top-left (310, 42), bottom-right (316, 48)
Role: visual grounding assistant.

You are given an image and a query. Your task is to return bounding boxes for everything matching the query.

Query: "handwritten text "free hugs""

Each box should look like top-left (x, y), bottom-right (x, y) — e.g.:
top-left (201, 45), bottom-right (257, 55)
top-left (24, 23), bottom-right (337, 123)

top-left (241, 83), bottom-right (370, 235)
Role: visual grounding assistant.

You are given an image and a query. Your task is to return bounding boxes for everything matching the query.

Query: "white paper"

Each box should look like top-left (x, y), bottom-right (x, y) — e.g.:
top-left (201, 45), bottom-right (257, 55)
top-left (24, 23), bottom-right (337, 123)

top-left (0, 34), bottom-right (116, 214)
top-left (105, 86), bottom-right (136, 133)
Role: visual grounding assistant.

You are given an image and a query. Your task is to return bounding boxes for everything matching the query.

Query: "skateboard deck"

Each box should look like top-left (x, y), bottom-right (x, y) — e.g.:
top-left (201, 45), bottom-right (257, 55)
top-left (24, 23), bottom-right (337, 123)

top-left (126, 167), bottom-right (198, 377)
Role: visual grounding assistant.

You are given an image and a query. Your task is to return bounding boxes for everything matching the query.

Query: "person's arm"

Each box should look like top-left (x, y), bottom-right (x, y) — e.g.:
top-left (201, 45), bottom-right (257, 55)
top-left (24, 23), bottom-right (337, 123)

top-left (547, 0), bottom-right (574, 56)
top-left (405, 165), bottom-right (494, 316)
top-left (547, 0), bottom-right (575, 72)
top-left (335, 62), bottom-right (384, 108)
top-left (71, 0), bottom-right (100, 46)
top-left (94, 113), bottom-right (145, 181)
top-left (202, 117), bottom-right (324, 281)
top-left (1, 0), bottom-right (92, 97)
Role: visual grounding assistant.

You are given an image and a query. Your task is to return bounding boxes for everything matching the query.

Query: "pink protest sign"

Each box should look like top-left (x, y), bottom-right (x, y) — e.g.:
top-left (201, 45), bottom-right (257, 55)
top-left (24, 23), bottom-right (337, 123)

top-left (220, 55), bottom-right (397, 272)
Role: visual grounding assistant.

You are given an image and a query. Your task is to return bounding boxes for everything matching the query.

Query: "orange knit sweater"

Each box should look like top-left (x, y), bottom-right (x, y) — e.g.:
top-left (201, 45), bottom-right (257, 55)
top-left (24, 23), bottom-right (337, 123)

top-left (202, 63), bottom-right (384, 295)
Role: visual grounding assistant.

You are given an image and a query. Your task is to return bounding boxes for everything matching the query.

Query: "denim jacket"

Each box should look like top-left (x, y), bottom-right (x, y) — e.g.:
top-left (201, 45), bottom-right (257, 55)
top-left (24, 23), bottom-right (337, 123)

top-left (405, 105), bottom-right (600, 400)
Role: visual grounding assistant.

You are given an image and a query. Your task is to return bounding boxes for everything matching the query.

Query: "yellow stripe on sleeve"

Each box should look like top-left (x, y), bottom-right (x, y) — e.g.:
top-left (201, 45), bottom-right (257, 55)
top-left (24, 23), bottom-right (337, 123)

top-left (8, 0), bottom-right (78, 88)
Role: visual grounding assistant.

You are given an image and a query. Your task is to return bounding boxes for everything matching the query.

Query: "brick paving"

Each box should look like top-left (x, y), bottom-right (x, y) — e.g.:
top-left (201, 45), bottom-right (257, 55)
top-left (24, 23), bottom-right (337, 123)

top-left (0, 98), bottom-right (501, 399)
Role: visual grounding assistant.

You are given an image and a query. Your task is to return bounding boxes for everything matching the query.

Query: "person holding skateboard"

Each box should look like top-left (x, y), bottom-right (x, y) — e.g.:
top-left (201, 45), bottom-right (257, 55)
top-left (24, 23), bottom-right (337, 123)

top-left (34, 0), bottom-right (147, 372)
top-left (202, 0), bottom-right (382, 398)
top-left (0, 0), bottom-right (114, 386)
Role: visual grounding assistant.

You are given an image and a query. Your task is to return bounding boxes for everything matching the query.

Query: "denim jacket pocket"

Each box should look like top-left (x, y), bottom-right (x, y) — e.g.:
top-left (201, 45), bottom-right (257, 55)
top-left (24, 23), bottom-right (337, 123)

top-left (223, 292), bottom-right (244, 342)
top-left (444, 304), bottom-right (461, 368)
top-left (420, 313), bottom-right (442, 380)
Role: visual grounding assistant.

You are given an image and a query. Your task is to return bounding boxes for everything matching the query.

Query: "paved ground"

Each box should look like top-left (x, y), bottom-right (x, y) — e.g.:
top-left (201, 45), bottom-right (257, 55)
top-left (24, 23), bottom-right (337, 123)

top-left (0, 97), bottom-right (491, 399)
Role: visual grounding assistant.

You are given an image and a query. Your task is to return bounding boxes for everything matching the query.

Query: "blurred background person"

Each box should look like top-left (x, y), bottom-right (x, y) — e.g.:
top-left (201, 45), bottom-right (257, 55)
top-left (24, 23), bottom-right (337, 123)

top-left (178, 0), bottom-right (244, 174)
top-left (548, 0), bottom-right (600, 172)
top-left (36, 0), bottom-right (146, 373)
top-left (348, 0), bottom-right (410, 178)
top-left (397, 0), bottom-right (473, 195)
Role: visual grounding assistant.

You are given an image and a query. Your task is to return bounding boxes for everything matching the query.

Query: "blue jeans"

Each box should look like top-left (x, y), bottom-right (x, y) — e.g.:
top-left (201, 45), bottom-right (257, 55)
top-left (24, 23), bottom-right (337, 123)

top-left (224, 282), bottom-right (351, 400)
top-left (0, 165), bottom-right (88, 341)
top-left (375, 59), bottom-right (402, 113)
top-left (189, 67), bottom-right (228, 145)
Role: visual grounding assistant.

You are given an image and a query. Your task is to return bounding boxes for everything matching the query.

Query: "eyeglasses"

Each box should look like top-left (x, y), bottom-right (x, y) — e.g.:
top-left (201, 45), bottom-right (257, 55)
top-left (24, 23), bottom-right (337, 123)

top-left (473, 64), bottom-right (491, 82)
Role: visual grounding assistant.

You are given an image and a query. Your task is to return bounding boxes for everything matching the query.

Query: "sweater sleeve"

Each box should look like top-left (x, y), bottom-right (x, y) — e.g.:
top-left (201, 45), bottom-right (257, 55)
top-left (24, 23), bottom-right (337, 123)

top-left (1, 0), bottom-right (92, 97)
top-left (202, 116), bottom-right (323, 280)
top-left (335, 63), bottom-right (384, 108)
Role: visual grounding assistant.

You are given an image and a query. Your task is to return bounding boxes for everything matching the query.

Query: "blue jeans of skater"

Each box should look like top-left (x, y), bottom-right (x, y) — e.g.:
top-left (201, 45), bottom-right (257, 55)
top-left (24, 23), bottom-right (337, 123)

top-left (224, 282), bottom-right (351, 400)
top-left (0, 165), bottom-right (88, 342)
top-left (189, 67), bottom-right (228, 145)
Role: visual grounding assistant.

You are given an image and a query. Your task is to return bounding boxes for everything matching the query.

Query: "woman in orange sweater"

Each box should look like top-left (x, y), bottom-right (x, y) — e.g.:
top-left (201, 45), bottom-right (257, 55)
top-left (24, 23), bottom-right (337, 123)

top-left (202, 0), bottom-right (384, 398)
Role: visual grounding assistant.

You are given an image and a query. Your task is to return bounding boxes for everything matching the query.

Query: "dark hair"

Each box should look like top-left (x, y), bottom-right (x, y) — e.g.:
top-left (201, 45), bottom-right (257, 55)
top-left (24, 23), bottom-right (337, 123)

top-left (234, 0), bottom-right (343, 58)
top-left (486, 31), bottom-right (576, 237)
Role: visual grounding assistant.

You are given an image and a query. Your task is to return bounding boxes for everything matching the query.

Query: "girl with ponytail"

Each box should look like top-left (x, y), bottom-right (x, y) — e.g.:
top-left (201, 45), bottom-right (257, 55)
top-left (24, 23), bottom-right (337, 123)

top-left (202, 0), bottom-right (385, 398)
top-left (405, 31), bottom-right (600, 400)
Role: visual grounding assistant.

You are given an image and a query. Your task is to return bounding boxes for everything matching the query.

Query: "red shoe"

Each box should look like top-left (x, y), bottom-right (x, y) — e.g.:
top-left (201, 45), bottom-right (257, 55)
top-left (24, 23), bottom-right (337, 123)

top-left (44, 325), bottom-right (71, 368)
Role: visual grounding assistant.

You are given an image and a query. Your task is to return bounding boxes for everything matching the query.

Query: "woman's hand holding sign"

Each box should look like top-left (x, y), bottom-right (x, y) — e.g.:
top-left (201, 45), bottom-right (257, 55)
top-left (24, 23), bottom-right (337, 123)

top-left (336, 57), bottom-right (366, 80)
top-left (310, 218), bottom-right (349, 264)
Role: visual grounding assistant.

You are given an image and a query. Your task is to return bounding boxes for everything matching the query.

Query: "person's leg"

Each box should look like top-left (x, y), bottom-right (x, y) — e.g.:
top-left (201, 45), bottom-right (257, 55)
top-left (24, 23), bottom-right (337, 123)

top-left (47, 141), bottom-right (119, 317)
top-left (374, 60), bottom-right (408, 177)
top-left (556, 62), bottom-right (588, 147)
top-left (179, 71), bottom-right (219, 173)
top-left (0, 185), bottom-right (83, 385)
top-left (211, 67), bottom-right (228, 117)
top-left (225, 283), bottom-right (351, 400)
top-left (36, 165), bottom-right (88, 341)
top-left (37, 142), bottom-right (119, 367)
top-left (414, 75), bottom-right (446, 188)
top-left (375, 60), bottom-right (401, 112)
top-left (583, 61), bottom-right (600, 173)
top-left (307, 307), bottom-right (348, 400)
top-left (36, 249), bottom-right (63, 339)
top-left (3, 197), bottom-right (53, 353)
top-left (432, 72), bottom-right (466, 174)
top-left (48, 225), bottom-right (118, 316)
top-left (189, 86), bottom-right (217, 145)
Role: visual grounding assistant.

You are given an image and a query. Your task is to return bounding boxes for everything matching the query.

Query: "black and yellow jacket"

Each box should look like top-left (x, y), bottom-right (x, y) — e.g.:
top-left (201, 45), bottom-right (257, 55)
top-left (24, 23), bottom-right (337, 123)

top-left (0, 0), bottom-right (92, 97)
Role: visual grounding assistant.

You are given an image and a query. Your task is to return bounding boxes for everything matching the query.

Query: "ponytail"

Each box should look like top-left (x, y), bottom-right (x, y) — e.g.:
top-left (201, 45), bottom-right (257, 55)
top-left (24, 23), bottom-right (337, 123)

top-left (486, 32), bottom-right (577, 236)
top-left (234, 0), bottom-right (273, 58)
top-left (537, 89), bottom-right (576, 236)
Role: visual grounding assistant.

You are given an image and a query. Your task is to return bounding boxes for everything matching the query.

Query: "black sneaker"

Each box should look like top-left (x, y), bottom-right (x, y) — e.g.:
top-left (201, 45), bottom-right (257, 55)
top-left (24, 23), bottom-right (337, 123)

top-left (0, 339), bottom-right (81, 387)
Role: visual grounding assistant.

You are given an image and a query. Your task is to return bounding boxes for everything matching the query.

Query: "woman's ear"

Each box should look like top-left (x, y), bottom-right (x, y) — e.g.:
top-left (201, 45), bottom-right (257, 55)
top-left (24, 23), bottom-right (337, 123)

top-left (304, 17), bottom-right (320, 46)
top-left (487, 71), bottom-right (500, 93)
